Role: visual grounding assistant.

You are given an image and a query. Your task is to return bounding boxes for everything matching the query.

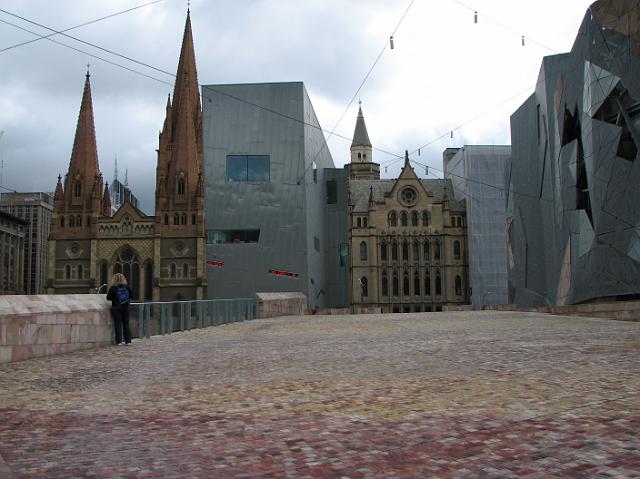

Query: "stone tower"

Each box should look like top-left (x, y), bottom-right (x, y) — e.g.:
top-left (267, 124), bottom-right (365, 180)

top-left (347, 104), bottom-right (380, 180)
top-left (47, 11), bottom-right (207, 300)
top-left (48, 71), bottom-right (111, 293)
top-left (52, 71), bottom-right (109, 239)
top-left (154, 10), bottom-right (207, 300)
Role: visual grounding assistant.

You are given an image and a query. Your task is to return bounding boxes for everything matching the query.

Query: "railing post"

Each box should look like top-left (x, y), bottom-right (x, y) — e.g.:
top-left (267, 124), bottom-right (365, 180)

top-left (136, 303), bottom-right (143, 339)
top-left (144, 304), bottom-right (151, 338)
top-left (214, 301), bottom-right (220, 325)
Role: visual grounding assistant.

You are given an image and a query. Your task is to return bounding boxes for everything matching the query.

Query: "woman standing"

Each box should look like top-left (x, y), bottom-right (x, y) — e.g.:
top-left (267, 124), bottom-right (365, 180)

top-left (106, 273), bottom-right (133, 345)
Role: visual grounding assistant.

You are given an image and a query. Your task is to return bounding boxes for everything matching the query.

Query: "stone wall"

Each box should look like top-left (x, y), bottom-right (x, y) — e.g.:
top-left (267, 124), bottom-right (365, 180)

top-left (0, 294), bottom-right (113, 364)
top-left (255, 292), bottom-right (307, 319)
top-left (483, 301), bottom-right (640, 322)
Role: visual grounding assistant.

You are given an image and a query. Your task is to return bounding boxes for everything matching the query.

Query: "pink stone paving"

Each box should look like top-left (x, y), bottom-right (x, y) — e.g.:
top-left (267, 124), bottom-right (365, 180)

top-left (0, 311), bottom-right (638, 478)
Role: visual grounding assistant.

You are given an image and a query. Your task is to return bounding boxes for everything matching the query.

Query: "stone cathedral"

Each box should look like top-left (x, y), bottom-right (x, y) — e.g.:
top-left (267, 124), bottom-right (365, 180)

top-left (47, 12), bottom-right (207, 301)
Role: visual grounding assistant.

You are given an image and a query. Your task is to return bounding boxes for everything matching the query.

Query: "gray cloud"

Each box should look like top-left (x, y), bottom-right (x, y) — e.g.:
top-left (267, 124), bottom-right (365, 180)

top-left (0, 0), bottom-right (594, 213)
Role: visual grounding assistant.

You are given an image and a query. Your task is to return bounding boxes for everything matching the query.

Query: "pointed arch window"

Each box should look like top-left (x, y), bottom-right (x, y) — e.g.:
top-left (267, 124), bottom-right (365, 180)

top-left (391, 241), bottom-right (398, 261)
top-left (177, 177), bottom-right (185, 196)
top-left (455, 275), bottom-right (462, 296)
top-left (424, 241), bottom-right (430, 261)
top-left (164, 214), bottom-right (169, 226)
top-left (69, 216), bottom-right (75, 227)
top-left (412, 241), bottom-right (419, 262)
top-left (403, 270), bottom-right (410, 296)
top-left (77, 264), bottom-right (83, 279)
top-left (360, 241), bottom-right (368, 261)
top-left (144, 261), bottom-right (153, 300)
top-left (181, 213), bottom-right (187, 225)
top-left (436, 271), bottom-right (442, 296)
top-left (402, 241), bottom-right (409, 261)
top-left (357, 217), bottom-right (362, 228)
top-left (99, 260), bottom-right (108, 288)
top-left (389, 211), bottom-right (397, 227)
top-left (170, 263), bottom-right (176, 278)
top-left (422, 210), bottom-right (430, 226)
top-left (425, 270), bottom-right (431, 295)
top-left (392, 270), bottom-right (399, 296)
top-left (454, 240), bottom-right (461, 260)
top-left (380, 241), bottom-right (387, 261)
top-left (173, 213), bottom-right (179, 225)
top-left (411, 211), bottom-right (419, 226)
top-left (414, 270), bottom-right (420, 296)
top-left (182, 263), bottom-right (189, 278)
top-left (382, 270), bottom-right (388, 296)
top-left (74, 181), bottom-right (81, 197)
top-left (434, 239), bottom-right (441, 261)
top-left (60, 216), bottom-right (65, 228)
top-left (76, 215), bottom-right (81, 227)
top-left (86, 215), bottom-right (91, 227)
top-left (192, 214), bottom-right (196, 225)
top-left (65, 264), bottom-right (71, 279)
top-left (360, 276), bottom-right (368, 297)
top-left (400, 211), bottom-right (408, 227)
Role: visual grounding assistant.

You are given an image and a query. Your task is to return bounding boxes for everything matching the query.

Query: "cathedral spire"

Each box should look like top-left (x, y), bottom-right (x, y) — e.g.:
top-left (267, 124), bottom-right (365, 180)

top-left (65, 72), bottom-right (101, 205)
top-left (351, 104), bottom-right (372, 149)
top-left (102, 181), bottom-right (112, 216)
top-left (155, 9), bottom-right (204, 236)
top-left (171, 10), bottom-right (201, 134)
top-left (54, 175), bottom-right (63, 201)
top-left (348, 103), bottom-right (379, 180)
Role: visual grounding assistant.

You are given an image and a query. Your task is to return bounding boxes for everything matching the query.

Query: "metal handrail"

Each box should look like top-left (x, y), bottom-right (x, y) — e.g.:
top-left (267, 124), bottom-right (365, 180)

top-left (127, 298), bottom-right (258, 339)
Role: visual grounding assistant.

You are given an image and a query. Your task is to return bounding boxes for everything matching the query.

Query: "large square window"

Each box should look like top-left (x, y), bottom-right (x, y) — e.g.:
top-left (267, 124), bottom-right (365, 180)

top-left (227, 155), bottom-right (270, 182)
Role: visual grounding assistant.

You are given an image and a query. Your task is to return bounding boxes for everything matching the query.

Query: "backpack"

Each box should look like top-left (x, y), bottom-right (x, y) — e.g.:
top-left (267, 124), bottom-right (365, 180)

top-left (116, 285), bottom-right (130, 305)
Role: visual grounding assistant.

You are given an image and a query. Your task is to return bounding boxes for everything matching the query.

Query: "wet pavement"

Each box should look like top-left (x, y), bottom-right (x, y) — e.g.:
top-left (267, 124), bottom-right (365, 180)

top-left (0, 311), bottom-right (638, 478)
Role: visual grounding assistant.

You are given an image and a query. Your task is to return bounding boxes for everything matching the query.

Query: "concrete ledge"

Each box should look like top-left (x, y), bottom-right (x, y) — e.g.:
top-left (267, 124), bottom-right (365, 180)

top-left (0, 295), bottom-right (113, 364)
top-left (483, 300), bottom-right (640, 322)
top-left (255, 292), bottom-right (307, 318)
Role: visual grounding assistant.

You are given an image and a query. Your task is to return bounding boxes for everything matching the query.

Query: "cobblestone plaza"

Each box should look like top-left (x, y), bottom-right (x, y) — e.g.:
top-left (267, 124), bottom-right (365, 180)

top-left (0, 312), bottom-right (638, 478)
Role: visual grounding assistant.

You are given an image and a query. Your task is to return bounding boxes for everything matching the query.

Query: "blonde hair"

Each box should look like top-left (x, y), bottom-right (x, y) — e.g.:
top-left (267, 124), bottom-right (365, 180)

top-left (111, 273), bottom-right (127, 286)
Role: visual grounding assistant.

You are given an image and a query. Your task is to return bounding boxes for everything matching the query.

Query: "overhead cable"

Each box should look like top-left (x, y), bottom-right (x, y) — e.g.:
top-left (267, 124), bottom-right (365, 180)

top-left (0, 0), bottom-right (164, 54)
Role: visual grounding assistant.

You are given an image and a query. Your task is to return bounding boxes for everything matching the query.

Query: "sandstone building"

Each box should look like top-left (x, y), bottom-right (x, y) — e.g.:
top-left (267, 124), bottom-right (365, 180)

top-left (47, 12), bottom-right (206, 301)
top-left (347, 108), bottom-right (470, 312)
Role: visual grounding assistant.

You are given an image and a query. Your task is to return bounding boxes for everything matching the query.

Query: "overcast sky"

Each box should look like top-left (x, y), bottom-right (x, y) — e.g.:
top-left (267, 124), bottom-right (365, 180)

top-left (0, 0), bottom-right (594, 214)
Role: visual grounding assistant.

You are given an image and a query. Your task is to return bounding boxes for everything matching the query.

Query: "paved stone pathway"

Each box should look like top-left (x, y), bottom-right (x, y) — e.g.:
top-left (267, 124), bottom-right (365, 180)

top-left (0, 311), bottom-right (639, 478)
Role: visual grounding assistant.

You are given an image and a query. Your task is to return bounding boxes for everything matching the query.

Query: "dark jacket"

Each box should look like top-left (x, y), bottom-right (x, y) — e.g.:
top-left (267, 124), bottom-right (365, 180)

top-left (106, 284), bottom-right (133, 309)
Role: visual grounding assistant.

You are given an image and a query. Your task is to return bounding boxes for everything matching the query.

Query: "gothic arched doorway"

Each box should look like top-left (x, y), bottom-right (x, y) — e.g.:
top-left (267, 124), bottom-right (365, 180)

top-left (113, 246), bottom-right (141, 300)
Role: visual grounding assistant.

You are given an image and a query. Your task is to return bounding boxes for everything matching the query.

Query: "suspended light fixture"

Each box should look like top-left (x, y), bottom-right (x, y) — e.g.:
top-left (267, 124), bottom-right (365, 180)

top-left (425, 166), bottom-right (429, 175)
top-left (390, 35), bottom-right (395, 49)
top-left (418, 148), bottom-right (421, 156)
top-left (474, 11), bottom-right (478, 23)
top-left (385, 166), bottom-right (388, 173)
top-left (450, 130), bottom-right (454, 138)
top-left (522, 35), bottom-right (525, 46)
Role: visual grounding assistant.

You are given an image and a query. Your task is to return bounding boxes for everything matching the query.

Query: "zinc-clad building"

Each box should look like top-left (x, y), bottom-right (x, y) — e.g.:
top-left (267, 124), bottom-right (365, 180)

top-left (202, 82), bottom-right (348, 309)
